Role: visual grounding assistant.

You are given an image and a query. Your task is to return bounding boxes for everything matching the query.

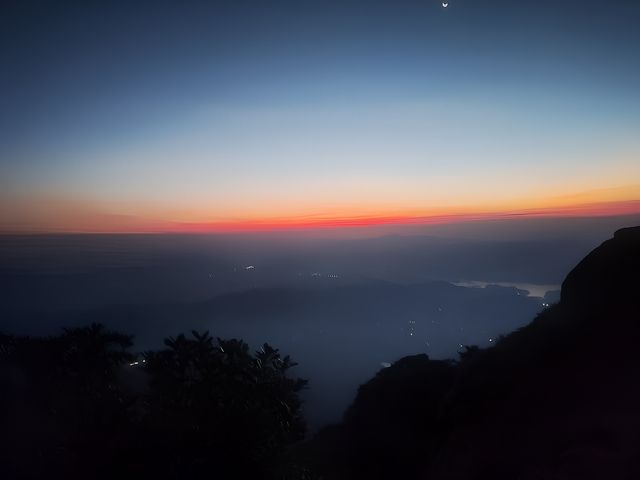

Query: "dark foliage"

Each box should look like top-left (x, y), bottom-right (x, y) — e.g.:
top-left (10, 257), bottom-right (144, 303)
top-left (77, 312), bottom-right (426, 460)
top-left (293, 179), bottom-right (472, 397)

top-left (0, 326), bottom-right (307, 479)
top-left (138, 331), bottom-right (307, 478)
top-left (0, 324), bottom-right (135, 478)
top-left (339, 355), bottom-right (456, 478)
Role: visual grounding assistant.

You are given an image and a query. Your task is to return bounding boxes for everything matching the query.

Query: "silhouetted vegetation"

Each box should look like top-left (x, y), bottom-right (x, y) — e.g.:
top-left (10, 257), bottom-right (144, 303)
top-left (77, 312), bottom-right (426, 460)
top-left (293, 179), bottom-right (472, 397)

top-left (316, 354), bottom-right (457, 479)
top-left (0, 326), bottom-right (307, 479)
top-left (139, 331), bottom-right (307, 478)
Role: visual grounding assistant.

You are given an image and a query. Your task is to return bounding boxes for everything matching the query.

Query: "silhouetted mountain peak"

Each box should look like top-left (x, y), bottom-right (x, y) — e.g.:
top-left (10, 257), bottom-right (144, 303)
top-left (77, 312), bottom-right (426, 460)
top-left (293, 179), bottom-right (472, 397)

top-left (305, 226), bottom-right (640, 479)
top-left (561, 225), bottom-right (640, 314)
top-left (614, 225), bottom-right (640, 239)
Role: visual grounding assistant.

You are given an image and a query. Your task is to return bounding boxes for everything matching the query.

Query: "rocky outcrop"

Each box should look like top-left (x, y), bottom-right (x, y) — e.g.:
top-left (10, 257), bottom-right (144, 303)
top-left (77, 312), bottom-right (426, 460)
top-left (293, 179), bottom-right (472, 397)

top-left (305, 226), bottom-right (640, 479)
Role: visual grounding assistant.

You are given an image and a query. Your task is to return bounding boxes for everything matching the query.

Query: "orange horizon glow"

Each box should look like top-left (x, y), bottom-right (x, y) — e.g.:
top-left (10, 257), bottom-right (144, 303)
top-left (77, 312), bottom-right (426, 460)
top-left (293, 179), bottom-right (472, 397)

top-left (173, 199), bottom-right (640, 232)
top-left (2, 198), bottom-right (638, 235)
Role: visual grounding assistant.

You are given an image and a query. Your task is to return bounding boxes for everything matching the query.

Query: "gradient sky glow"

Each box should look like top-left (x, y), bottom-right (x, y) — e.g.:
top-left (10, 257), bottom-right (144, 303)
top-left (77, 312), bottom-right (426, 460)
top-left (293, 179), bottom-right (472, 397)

top-left (1, 0), bottom-right (639, 233)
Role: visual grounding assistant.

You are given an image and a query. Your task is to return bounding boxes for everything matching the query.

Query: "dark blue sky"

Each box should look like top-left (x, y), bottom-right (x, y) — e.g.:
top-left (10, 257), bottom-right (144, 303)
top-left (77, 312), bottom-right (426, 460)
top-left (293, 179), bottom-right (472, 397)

top-left (1, 0), bottom-right (639, 232)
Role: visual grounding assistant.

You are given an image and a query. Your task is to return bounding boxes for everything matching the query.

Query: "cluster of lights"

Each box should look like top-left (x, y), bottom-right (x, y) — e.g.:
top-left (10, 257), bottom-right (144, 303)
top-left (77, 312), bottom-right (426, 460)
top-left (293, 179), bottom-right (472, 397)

top-left (408, 320), bottom-right (416, 336)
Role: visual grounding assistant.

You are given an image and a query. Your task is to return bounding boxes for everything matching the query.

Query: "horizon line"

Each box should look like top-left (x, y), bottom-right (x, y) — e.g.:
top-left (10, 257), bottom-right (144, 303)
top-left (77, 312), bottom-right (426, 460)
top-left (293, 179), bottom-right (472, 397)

top-left (1, 200), bottom-right (639, 235)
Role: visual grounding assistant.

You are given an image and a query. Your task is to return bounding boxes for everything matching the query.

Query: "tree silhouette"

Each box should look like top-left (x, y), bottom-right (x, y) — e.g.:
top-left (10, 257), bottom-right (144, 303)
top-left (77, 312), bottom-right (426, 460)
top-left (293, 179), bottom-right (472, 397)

top-left (140, 331), bottom-right (307, 478)
top-left (1, 324), bottom-right (136, 478)
top-left (0, 326), bottom-right (307, 480)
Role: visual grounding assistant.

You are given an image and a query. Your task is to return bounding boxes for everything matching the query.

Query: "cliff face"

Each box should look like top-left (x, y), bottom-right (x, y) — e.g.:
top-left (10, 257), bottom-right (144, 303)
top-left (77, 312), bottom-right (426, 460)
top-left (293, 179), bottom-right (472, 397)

top-left (425, 226), bottom-right (640, 479)
top-left (306, 227), bottom-right (640, 479)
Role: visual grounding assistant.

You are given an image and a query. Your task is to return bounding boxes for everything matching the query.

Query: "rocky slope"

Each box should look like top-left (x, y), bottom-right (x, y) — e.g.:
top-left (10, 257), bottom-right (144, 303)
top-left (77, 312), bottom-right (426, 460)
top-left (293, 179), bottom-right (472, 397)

top-left (304, 226), bottom-right (640, 479)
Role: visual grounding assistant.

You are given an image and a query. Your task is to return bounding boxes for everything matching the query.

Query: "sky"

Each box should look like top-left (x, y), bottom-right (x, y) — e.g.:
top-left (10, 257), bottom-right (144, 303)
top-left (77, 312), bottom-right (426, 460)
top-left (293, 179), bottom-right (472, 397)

top-left (1, 0), bottom-right (639, 233)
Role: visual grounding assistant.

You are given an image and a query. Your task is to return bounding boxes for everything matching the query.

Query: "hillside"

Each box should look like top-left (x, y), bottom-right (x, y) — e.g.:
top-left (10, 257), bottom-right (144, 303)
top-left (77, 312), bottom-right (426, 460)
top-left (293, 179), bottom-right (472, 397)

top-left (303, 226), bottom-right (640, 479)
top-left (2, 278), bottom-right (542, 427)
